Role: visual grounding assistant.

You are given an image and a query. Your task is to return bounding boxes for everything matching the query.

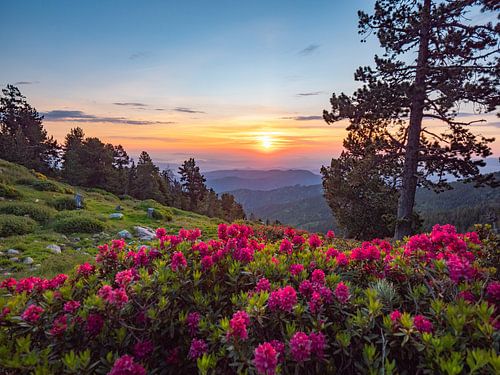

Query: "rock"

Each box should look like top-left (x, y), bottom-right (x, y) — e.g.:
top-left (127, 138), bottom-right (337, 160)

top-left (147, 208), bottom-right (154, 218)
top-left (134, 226), bottom-right (156, 241)
top-left (118, 230), bottom-right (133, 240)
top-left (23, 257), bottom-right (34, 265)
top-left (109, 213), bottom-right (124, 219)
top-left (115, 205), bottom-right (123, 211)
top-left (0, 252), bottom-right (4, 257)
top-left (7, 249), bottom-right (20, 256)
top-left (10, 257), bottom-right (19, 262)
top-left (61, 235), bottom-right (68, 240)
top-left (46, 244), bottom-right (62, 254)
top-left (72, 237), bottom-right (81, 242)
top-left (34, 264), bottom-right (41, 268)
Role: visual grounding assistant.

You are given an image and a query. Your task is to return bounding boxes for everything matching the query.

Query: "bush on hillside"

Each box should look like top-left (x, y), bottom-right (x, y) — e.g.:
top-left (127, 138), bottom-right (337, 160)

top-left (31, 179), bottom-right (63, 192)
top-left (49, 196), bottom-right (80, 211)
top-left (0, 214), bottom-right (37, 236)
top-left (0, 223), bottom-right (498, 374)
top-left (0, 202), bottom-right (55, 223)
top-left (0, 183), bottom-right (22, 199)
top-left (53, 214), bottom-right (106, 234)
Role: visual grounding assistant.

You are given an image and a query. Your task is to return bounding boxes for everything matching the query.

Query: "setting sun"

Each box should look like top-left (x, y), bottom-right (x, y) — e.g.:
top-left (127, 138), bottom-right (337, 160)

top-left (260, 135), bottom-right (273, 150)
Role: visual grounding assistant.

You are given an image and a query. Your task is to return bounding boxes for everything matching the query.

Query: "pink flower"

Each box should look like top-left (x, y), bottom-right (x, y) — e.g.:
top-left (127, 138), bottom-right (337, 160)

top-left (335, 252), bottom-right (349, 266)
top-left (253, 342), bottom-right (278, 375)
top-left (334, 282), bottom-right (350, 304)
top-left (0, 277), bottom-right (17, 291)
top-left (308, 291), bottom-right (323, 314)
top-left (289, 332), bottom-right (311, 362)
top-left (115, 269), bottom-right (138, 288)
top-left (326, 230), bottom-right (335, 240)
top-left (414, 315), bottom-right (433, 333)
top-left (279, 238), bottom-right (293, 255)
top-left (21, 304), bottom-right (44, 323)
top-left (309, 332), bottom-right (327, 358)
top-left (133, 340), bottom-right (154, 359)
top-left (487, 281), bottom-right (500, 303)
top-left (308, 234), bottom-right (322, 249)
top-left (186, 312), bottom-right (201, 336)
top-left (63, 300), bottom-right (81, 314)
top-left (268, 286), bottom-right (297, 313)
top-left (50, 315), bottom-right (67, 336)
top-left (390, 310), bottom-right (402, 322)
top-left (218, 223), bottom-right (228, 240)
top-left (156, 227), bottom-right (167, 238)
top-left (299, 280), bottom-right (314, 299)
top-left (171, 251), bottom-right (187, 271)
top-left (311, 269), bottom-right (325, 285)
top-left (270, 340), bottom-right (285, 362)
top-left (457, 291), bottom-right (476, 303)
top-left (201, 255), bottom-right (214, 271)
top-left (85, 314), bottom-right (104, 335)
top-left (188, 339), bottom-right (208, 359)
top-left (76, 262), bottom-right (95, 277)
top-left (227, 310), bottom-right (250, 341)
top-left (108, 355), bottom-right (146, 375)
top-left (292, 235), bottom-right (305, 246)
top-left (289, 264), bottom-right (304, 276)
top-left (255, 278), bottom-right (271, 292)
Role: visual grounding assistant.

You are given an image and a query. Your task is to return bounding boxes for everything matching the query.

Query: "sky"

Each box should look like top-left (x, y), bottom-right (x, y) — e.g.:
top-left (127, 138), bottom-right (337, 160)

top-left (1, 0), bottom-right (499, 172)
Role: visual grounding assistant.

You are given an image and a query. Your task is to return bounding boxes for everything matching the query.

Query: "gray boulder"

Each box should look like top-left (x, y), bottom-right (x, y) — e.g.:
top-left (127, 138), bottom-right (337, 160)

top-left (118, 230), bottom-right (133, 239)
top-left (109, 213), bottom-right (124, 219)
top-left (23, 257), bottom-right (34, 265)
top-left (134, 226), bottom-right (156, 241)
top-left (7, 249), bottom-right (20, 256)
top-left (47, 244), bottom-right (62, 254)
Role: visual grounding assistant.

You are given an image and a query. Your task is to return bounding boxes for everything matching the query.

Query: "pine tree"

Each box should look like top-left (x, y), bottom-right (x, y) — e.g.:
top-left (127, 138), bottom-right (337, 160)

top-left (323, 0), bottom-right (499, 239)
top-left (178, 158), bottom-right (207, 211)
top-left (132, 151), bottom-right (162, 201)
top-left (0, 85), bottom-right (59, 173)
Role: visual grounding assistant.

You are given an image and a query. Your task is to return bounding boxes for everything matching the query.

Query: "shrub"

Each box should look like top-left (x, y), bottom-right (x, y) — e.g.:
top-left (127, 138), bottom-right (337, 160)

top-left (53, 214), bottom-right (106, 234)
top-left (151, 208), bottom-right (173, 221)
top-left (31, 179), bottom-right (62, 192)
top-left (0, 224), bottom-right (498, 374)
top-left (49, 196), bottom-right (79, 211)
top-left (0, 183), bottom-right (22, 199)
top-left (0, 214), bottom-right (37, 236)
top-left (0, 202), bottom-right (55, 223)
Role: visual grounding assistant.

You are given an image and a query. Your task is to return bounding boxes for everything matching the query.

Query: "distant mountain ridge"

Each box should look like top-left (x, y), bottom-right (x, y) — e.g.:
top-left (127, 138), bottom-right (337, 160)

top-left (204, 169), bottom-right (321, 192)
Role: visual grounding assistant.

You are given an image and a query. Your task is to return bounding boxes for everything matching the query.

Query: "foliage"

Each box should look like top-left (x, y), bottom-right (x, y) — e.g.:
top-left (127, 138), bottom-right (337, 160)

top-left (52, 213), bottom-right (106, 234)
top-left (0, 214), bottom-right (37, 237)
top-left (1, 223), bottom-right (497, 374)
top-left (0, 202), bottom-right (55, 224)
top-left (323, 0), bottom-right (499, 238)
top-left (31, 179), bottom-right (63, 192)
top-left (49, 196), bottom-right (79, 211)
top-left (0, 182), bottom-right (22, 199)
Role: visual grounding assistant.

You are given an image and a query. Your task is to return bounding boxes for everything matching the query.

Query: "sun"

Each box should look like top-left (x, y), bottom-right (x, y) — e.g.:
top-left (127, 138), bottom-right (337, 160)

top-left (260, 135), bottom-right (273, 150)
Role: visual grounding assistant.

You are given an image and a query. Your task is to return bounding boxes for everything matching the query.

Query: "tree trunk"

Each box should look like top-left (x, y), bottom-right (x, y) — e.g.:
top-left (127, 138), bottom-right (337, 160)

top-left (394, 0), bottom-right (431, 240)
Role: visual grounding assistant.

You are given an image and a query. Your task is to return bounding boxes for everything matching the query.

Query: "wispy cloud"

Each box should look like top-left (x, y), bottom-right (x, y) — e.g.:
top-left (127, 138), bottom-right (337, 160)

top-left (129, 51), bottom-right (148, 60)
top-left (14, 81), bottom-right (39, 85)
top-left (174, 107), bottom-right (206, 114)
top-left (113, 102), bottom-right (148, 107)
top-left (282, 115), bottom-right (323, 121)
top-left (42, 110), bottom-right (174, 125)
top-left (298, 44), bottom-right (320, 56)
top-left (296, 91), bottom-right (322, 97)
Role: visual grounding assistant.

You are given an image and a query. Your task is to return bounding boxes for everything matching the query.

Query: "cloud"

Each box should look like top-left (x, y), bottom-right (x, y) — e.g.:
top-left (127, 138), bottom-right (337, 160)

top-left (298, 44), bottom-right (320, 56)
top-left (42, 110), bottom-right (174, 125)
top-left (282, 115), bottom-right (324, 121)
top-left (129, 51), bottom-right (148, 60)
top-left (296, 91), bottom-right (322, 97)
top-left (14, 81), bottom-right (39, 85)
top-left (113, 102), bottom-right (148, 107)
top-left (173, 107), bottom-right (206, 114)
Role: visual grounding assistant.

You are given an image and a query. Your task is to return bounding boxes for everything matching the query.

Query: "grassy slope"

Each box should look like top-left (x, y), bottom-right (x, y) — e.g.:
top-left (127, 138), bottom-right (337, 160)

top-left (0, 159), bottom-right (221, 278)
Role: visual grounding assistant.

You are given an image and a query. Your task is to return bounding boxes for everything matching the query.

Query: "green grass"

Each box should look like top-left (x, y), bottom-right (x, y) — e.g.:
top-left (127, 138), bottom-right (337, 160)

top-left (0, 159), bottom-right (221, 278)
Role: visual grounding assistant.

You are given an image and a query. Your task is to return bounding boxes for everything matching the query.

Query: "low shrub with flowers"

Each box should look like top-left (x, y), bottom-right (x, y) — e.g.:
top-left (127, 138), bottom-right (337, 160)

top-left (0, 223), bottom-right (498, 374)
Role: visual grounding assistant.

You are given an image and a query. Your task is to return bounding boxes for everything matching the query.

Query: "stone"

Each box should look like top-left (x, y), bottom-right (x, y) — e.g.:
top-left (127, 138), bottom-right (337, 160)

top-left (23, 257), bottom-right (34, 265)
top-left (7, 249), bottom-right (20, 256)
top-left (147, 208), bottom-right (155, 218)
top-left (0, 252), bottom-right (4, 257)
top-left (47, 244), bottom-right (62, 254)
top-left (118, 230), bottom-right (133, 239)
top-left (10, 257), bottom-right (19, 262)
top-left (115, 205), bottom-right (123, 211)
top-left (109, 213), bottom-right (124, 219)
top-left (134, 226), bottom-right (156, 241)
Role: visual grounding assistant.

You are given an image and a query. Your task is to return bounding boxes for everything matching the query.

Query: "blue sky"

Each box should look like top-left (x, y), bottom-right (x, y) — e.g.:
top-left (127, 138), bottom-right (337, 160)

top-left (1, 0), bottom-right (498, 171)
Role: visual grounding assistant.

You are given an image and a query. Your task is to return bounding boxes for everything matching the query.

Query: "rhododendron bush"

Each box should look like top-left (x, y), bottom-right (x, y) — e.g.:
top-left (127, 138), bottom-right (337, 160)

top-left (0, 223), bottom-right (498, 374)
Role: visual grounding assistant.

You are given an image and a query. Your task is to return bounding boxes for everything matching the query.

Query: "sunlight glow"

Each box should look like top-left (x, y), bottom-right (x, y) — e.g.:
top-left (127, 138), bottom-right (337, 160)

top-left (260, 135), bottom-right (273, 150)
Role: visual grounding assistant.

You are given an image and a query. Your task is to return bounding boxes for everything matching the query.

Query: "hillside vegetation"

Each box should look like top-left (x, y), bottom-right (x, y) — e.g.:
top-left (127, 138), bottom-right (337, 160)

top-left (0, 159), bottom-right (221, 278)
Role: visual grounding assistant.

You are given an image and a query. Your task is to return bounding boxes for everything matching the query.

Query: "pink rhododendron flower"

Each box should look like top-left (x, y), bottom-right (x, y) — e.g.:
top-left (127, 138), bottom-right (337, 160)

top-left (188, 339), bottom-right (208, 359)
top-left (115, 269), bottom-right (138, 288)
top-left (457, 291), bottom-right (476, 303)
top-left (63, 300), bottom-right (81, 314)
top-left (486, 281), bottom-right (500, 303)
top-left (289, 332), bottom-right (311, 362)
top-left (186, 312), bottom-right (201, 337)
top-left (390, 310), bottom-right (402, 322)
top-left (309, 332), bottom-right (327, 358)
top-left (292, 235), bottom-right (305, 246)
top-left (311, 269), bottom-right (325, 285)
top-left (289, 264), bottom-right (305, 276)
top-left (0, 277), bottom-right (16, 291)
top-left (253, 342), bottom-right (278, 375)
top-left (21, 304), bottom-right (44, 323)
top-left (336, 252), bottom-right (349, 266)
top-left (50, 315), bottom-right (67, 336)
top-left (108, 355), bottom-right (146, 375)
top-left (133, 340), bottom-right (154, 359)
top-left (85, 313), bottom-right (104, 336)
top-left (171, 251), bottom-right (187, 271)
top-left (308, 234), bottom-right (322, 248)
top-left (326, 230), bottom-right (335, 240)
top-left (227, 310), bottom-right (250, 341)
top-left (299, 280), bottom-right (314, 299)
top-left (255, 277), bottom-right (271, 292)
top-left (268, 286), bottom-right (297, 312)
top-left (414, 315), bottom-right (433, 333)
top-left (335, 282), bottom-right (350, 304)
top-left (201, 255), bottom-right (214, 271)
top-left (156, 227), bottom-right (167, 238)
top-left (279, 238), bottom-right (293, 255)
top-left (270, 340), bottom-right (285, 362)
